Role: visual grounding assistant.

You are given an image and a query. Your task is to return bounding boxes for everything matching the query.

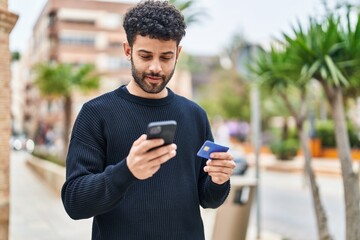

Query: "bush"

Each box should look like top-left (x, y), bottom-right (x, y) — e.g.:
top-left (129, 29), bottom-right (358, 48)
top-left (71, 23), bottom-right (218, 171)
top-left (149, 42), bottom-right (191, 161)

top-left (315, 121), bottom-right (336, 148)
top-left (32, 149), bottom-right (65, 167)
top-left (315, 120), bottom-right (360, 149)
top-left (348, 124), bottom-right (360, 149)
top-left (270, 138), bottom-right (299, 161)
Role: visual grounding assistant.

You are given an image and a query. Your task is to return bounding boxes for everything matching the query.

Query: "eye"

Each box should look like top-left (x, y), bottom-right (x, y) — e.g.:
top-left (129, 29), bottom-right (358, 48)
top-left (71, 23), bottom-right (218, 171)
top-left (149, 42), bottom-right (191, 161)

top-left (140, 55), bottom-right (152, 60)
top-left (161, 56), bottom-right (172, 61)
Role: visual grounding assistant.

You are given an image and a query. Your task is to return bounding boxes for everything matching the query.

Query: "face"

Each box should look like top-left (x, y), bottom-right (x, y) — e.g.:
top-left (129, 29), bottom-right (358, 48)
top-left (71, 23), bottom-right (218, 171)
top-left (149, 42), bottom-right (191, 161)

top-left (123, 35), bottom-right (182, 98)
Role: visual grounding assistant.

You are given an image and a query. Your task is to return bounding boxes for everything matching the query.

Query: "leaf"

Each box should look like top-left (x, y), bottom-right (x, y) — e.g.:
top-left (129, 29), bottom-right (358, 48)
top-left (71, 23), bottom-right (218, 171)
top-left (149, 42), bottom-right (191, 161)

top-left (324, 55), bottom-right (349, 86)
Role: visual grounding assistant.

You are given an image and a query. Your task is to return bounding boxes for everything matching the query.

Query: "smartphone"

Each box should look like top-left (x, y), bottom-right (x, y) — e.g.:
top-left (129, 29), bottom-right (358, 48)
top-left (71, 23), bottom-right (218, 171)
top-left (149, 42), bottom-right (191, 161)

top-left (197, 140), bottom-right (229, 159)
top-left (146, 120), bottom-right (177, 145)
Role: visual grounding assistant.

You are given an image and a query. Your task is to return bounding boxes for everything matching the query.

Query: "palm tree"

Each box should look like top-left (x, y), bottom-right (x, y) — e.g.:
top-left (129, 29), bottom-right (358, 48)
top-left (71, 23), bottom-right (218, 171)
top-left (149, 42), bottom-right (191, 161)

top-left (34, 63), bottom-right (100, 159)
top-left (253, 45), bottom-right (333, 240)
top-left (282, 6), bottom-right (360, 239)
top-left (169, 0), bottom-right (206, 26)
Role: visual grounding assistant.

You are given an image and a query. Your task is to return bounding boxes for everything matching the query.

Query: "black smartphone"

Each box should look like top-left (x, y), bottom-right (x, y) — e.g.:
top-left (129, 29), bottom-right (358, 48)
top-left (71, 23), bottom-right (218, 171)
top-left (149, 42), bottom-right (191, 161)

top-left (146, 120), bottom-right (177, 145)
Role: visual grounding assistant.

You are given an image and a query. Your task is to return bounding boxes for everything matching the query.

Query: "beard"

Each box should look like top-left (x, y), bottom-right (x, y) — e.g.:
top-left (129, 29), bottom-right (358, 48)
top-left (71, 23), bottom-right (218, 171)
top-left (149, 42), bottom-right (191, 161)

top-left (130, 58), bottom-right (176, 94)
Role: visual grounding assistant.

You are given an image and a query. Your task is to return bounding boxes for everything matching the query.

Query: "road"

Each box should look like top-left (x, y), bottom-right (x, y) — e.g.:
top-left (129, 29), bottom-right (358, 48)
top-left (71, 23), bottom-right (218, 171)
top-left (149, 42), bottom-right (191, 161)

top-left (247, 168), bottom-right (344, 240)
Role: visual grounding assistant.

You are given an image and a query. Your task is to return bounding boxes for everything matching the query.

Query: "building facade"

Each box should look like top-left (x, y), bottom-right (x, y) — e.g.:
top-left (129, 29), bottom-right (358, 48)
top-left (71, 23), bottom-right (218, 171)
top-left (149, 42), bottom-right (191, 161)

top-left (22, 0), bottom-right (134, 146)
top-left (19, 0), bottom-right (192, 152)
top-left (0, 0), bottom-right (18, 238)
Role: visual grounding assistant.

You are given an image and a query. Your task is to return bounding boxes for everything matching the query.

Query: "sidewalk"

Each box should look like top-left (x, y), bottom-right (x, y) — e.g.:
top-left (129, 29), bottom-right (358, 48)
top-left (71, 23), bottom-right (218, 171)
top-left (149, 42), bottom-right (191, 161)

top-left (9, 151), bottom-right (91, 240)
top-left (9, 150), bottom-right (282, 240)
top-left (201, 208), bottom-right (283, 240)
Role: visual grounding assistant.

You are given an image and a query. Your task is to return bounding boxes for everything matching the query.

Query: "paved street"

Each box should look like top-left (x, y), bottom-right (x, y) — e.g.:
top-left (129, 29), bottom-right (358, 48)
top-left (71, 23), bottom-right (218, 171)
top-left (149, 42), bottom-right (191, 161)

top-left (9, 150), bottom-right (92, 240)
top-left (9, 150), bottom-right (345, 240)
top-left (247, 168), bottom-right (344, 240)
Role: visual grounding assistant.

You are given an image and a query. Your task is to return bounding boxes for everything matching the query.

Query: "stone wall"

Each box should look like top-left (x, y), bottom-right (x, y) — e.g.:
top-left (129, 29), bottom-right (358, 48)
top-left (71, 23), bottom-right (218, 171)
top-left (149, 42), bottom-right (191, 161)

top-left (0, 2), bottom-right (17, 240)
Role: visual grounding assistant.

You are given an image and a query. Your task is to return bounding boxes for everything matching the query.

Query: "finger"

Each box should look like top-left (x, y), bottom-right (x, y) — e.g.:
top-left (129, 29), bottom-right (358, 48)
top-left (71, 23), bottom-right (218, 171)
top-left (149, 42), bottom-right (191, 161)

top-left (147, 150), bottom-right (176, 168)
top-left (207, 172), bottom-right (231, 183)
top-left (207, 172), bottom-right (230, 178)
top-left (147, 144), bottom-right (177, 160)
top-left (133, 134), bottom-right (147, 146)
top-left (148, 149), bottom-right (177, 167)
top-left (204, 165), bottom-right (234, 175)
top-left (144, 149), bottom-right (176, 176)
top-left (142, 138), bottom-right (166, 152)
top-left (206, 159), bottom-right (236, 169)
top-left (149, 165), bottom-right (161, 175)
top-left (134, 138), bottom-right (165, 155)
top-left (210, 152), bottom-right (234, 160)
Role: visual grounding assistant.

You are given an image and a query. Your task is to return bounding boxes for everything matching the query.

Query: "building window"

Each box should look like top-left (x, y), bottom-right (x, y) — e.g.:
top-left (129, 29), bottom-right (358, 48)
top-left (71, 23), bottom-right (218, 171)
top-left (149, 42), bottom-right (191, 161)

top-left (109, 41), bottom-right (122, 48)
top-left (108, 56), bottom-right (130, 70)
top-left (99, 13), bottom-right (122, 29)
top-left (60, 34), bottom-right (95, 46)
top-left (62, 19), bottom-right (95, 25)
top-left (48, 11), bottom-right (57, 27)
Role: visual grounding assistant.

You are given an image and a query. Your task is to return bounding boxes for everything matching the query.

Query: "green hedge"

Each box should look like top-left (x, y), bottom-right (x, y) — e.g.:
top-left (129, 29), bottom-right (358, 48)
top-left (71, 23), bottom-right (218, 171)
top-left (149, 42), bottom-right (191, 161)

top-left (315, 121), bottom-right (360, 149)
top-left (270, 138), bottom-right (299, 161)
top-left (32, 149), bottom-right (65, 167)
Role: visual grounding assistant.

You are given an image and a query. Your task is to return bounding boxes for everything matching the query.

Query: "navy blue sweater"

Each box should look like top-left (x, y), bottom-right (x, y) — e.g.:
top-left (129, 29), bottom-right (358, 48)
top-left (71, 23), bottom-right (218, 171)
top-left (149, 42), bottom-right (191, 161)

top-left (61, 86), bottom-right (230, 240)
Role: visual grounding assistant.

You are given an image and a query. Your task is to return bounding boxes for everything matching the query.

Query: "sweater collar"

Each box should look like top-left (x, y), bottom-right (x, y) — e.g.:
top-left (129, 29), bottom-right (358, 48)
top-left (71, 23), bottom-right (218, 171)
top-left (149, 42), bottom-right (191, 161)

top-left (115, 85), bottom-right (175, 106)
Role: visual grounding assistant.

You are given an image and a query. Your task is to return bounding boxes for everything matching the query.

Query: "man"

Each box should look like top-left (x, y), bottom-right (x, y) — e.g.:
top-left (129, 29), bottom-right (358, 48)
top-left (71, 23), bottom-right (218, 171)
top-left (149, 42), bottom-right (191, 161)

top-left (61, 1), bottom-right (235, 239)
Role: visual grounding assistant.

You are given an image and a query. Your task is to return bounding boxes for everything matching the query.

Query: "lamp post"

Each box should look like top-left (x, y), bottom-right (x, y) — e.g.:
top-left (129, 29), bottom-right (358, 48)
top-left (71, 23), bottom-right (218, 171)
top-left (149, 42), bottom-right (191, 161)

top-left (236, 43), bottom-right (262, 239)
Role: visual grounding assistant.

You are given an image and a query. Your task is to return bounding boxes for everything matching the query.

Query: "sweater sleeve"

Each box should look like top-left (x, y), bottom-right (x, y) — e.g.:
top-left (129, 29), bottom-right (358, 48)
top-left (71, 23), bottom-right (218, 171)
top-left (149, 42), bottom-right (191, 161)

top-left (198, 116), bottom-right (230, 209)
top-left (61, 103), bottom-right (137, 220)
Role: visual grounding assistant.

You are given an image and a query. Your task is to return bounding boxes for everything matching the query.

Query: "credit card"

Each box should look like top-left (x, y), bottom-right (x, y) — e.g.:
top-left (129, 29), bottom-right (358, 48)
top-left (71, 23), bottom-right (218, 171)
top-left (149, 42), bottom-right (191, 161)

top-left (197, 140), bottom-right (229, 159)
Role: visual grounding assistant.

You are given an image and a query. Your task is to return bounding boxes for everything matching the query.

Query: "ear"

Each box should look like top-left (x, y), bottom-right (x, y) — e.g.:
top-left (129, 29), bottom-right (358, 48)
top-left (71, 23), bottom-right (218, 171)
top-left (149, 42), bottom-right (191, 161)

top-left (176, 45), bottom-right (182, 61)
top-left (123, 41), bottom-right (131, 60)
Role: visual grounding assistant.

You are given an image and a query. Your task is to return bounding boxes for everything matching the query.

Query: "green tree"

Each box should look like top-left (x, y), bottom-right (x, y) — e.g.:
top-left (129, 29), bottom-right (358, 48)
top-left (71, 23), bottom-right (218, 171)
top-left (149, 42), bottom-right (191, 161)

top-left (34, 63), bottom-right (100, 159)
top-left (11, 51), bottom-right (20, 62)
top-left (253, 46), bottom-right (332, 239)
top-left (170, 0), bottom-right (207, 71)
top-left (198, 67), bottom-right (251, 120)
top-left (280, 5), bottom-right (360, 239)
top-left (169, 0), bottom-right (206, 26)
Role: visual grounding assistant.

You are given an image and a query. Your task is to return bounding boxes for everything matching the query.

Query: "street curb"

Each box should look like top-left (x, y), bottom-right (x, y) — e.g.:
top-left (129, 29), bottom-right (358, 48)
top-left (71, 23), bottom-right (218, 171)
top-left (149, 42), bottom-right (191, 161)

top-left (26, 156), bottom-right (65, 196)
top-left (264, 162), bottom-right (342, 177)
top-left (245, 153), bottom-right (349, 177)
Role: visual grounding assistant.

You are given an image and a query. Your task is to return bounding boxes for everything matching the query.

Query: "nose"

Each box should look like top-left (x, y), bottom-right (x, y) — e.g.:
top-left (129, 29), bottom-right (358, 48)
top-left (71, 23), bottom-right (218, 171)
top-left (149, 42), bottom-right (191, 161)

top-left (148, 59), bottom-right (162, 73)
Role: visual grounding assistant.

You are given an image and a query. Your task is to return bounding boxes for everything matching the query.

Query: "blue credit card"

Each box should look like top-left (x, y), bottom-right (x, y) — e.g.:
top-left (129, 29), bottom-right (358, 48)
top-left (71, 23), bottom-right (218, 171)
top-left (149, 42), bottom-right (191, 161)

top-left (197, 140), bottom-right (229, 159)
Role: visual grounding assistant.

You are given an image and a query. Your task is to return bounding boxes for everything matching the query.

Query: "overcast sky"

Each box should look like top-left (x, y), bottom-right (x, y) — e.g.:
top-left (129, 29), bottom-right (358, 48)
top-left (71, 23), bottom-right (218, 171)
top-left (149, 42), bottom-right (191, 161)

top-left (9, 0), bottom-right (341, 56)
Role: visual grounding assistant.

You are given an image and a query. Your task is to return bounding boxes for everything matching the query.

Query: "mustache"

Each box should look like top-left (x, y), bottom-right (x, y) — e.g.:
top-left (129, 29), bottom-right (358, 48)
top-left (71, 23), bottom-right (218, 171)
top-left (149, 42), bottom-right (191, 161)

top-left (145, 72), bottom-right (163, 78)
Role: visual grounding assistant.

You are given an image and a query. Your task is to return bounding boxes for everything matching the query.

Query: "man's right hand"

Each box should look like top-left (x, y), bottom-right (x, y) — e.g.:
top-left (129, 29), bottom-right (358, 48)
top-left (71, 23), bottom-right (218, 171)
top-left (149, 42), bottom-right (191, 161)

top-left (126, 134), bottom-right (177, 180)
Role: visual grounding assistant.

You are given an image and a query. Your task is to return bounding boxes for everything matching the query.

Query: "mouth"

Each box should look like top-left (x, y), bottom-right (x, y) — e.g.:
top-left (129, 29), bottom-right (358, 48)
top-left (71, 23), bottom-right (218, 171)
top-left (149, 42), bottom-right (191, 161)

top-left (146, 76), bottom-right (162, 84)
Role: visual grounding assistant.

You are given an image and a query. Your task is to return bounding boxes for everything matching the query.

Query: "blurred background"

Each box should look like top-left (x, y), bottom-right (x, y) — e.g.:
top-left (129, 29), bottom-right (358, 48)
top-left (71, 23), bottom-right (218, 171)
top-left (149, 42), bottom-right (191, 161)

top-left (2, 0), bottom-right (360, 239)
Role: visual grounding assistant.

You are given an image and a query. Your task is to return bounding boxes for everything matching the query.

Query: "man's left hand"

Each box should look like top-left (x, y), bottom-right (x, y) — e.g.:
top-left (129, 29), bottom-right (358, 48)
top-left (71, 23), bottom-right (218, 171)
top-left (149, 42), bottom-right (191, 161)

top-left (203, 152), bottom-right (236, 185)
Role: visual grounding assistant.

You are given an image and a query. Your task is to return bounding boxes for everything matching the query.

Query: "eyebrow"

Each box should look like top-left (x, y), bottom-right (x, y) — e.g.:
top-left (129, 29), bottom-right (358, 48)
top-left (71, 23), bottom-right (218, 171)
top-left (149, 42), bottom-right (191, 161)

top-left (137, 49), bottom-right (175, 55)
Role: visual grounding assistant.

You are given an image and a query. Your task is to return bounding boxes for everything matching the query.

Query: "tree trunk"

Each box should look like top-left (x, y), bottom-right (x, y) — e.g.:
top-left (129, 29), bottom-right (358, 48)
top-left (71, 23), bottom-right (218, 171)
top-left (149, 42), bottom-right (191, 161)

top-left (0, 4), bottom-right (18, 240)
top-left (327, 87), bottom-right (360, 240)
top-left (279, 89), bottom-right (332, 239)
top-left (281, 117), bottom-right (289, 141)
top-left (298, 123), bottom-right (333, 240)
top-left (63, 95), bottom-right (72, 161)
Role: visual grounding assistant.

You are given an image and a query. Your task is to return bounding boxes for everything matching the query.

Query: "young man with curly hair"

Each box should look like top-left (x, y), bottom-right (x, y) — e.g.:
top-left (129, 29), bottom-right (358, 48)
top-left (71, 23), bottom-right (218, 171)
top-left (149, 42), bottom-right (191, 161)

top-left (61, 1), bottom-right (235, 239)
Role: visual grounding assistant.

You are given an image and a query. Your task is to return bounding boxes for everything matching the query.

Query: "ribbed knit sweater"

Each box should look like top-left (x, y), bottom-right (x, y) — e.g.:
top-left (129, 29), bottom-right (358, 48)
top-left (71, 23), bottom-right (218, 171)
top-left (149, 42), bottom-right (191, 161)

top-left (61, 85), bottom-right (230, 240)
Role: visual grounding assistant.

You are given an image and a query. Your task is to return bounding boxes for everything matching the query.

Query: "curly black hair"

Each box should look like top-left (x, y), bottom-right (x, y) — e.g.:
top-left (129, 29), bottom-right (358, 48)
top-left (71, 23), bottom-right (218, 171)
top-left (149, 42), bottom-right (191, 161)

top-left (123, 0), bottom-right (186, 47)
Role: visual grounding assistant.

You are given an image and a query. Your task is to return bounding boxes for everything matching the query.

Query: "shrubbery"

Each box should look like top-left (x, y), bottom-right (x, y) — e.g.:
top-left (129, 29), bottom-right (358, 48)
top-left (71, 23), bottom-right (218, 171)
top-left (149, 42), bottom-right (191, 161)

top-left (32, 149), bottom-right (65, 167)
top-left (270, 138), bottom-right (299, 161)
top-left (315, 121), bottom-right (360, 149)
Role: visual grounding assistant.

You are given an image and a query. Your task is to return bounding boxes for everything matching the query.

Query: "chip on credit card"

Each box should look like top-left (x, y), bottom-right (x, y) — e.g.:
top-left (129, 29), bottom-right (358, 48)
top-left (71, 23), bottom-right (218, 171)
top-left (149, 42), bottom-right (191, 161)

top-left (197, 140), bottom-right (229, 159)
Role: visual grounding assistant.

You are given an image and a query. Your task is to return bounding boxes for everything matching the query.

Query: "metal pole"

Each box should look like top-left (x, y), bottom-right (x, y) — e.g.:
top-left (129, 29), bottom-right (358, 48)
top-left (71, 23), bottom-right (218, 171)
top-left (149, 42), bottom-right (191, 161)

top-left (236, 43), bottom-right (262, 239)
top-left (251, 84), bottom-right (261, 239)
